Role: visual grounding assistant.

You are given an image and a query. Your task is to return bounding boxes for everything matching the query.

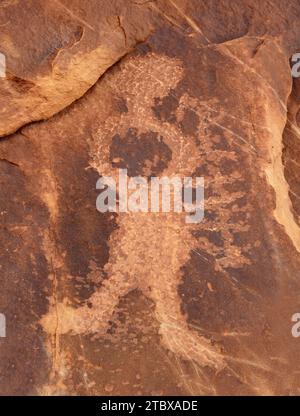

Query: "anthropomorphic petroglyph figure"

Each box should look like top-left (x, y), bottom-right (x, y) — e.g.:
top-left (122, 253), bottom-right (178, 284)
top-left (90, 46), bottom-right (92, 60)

top-left (42, 53), bottom-right (255, 384)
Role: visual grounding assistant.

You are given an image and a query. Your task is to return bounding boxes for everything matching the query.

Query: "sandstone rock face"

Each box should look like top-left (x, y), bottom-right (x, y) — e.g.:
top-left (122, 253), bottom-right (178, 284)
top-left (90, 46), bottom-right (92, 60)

top-left (1, 0), bottom-right (300, 396)
top-left (0, 0), bottom-right (155, 136)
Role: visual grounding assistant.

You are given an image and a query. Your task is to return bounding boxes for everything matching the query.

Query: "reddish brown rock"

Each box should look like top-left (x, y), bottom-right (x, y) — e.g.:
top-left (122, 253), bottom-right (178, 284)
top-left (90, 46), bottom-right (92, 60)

top-left (1, 0), bottom-right (300, 396)
top-left (0, 0), bottom-right (156, 136)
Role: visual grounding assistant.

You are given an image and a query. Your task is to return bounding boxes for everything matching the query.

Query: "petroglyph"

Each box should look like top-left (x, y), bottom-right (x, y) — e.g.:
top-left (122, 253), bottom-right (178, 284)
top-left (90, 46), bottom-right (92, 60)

top-left (41, 53), bottom-right (257, 379)
top-left (3, 0), bottom-right (300, 397)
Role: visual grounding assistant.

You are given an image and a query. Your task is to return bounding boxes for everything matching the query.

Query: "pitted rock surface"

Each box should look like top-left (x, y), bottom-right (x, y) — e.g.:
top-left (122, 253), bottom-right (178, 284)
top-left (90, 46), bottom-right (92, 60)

top-left (1, 0), bottom-right (300, 396)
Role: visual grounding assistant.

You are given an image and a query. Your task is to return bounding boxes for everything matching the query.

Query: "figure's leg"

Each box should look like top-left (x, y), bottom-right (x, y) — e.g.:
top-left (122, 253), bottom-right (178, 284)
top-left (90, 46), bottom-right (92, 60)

top-left (151, 279), bottom-right (224, 371)
top-left (41, 270), bottom-right (136, 336)
top-left (41, 220), bottom-right (137, 336)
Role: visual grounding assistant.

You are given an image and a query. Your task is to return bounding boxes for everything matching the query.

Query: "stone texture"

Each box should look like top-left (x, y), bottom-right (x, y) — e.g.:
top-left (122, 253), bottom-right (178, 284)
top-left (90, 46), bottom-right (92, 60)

top-left (0, 0), bottom-right (156, 136)
top-left (1, 0), bottom-right (300, 396)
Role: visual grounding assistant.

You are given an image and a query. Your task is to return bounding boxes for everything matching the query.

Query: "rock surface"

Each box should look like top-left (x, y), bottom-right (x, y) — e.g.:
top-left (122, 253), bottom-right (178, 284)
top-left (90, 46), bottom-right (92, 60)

top-left (0, 0), bottom-right (156, 136)
top-left (1, 0), bottom-right (300, 395)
